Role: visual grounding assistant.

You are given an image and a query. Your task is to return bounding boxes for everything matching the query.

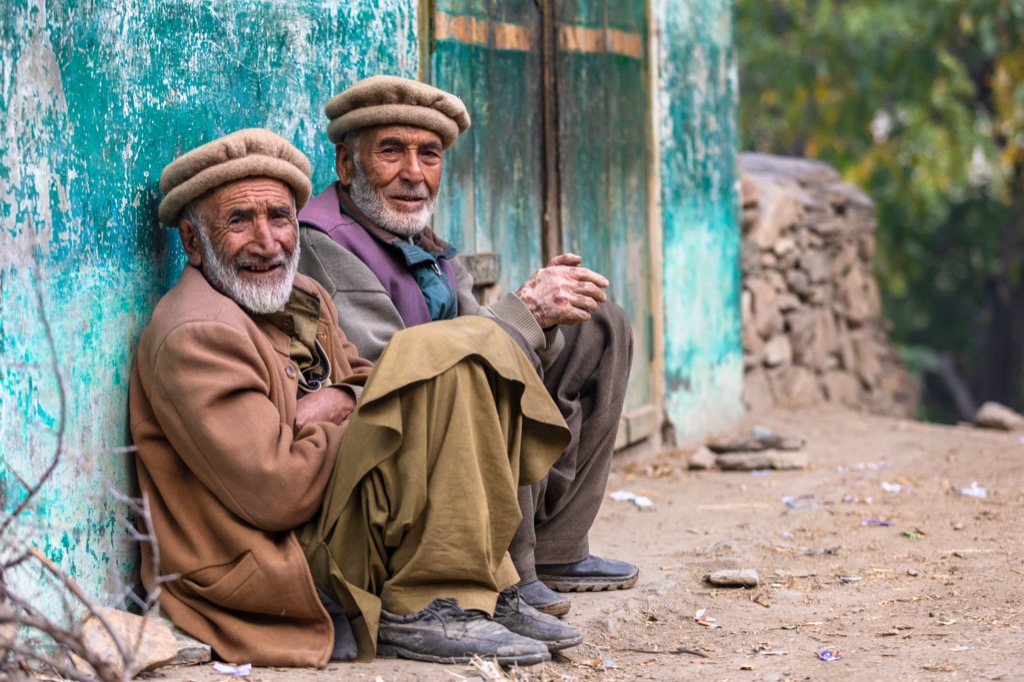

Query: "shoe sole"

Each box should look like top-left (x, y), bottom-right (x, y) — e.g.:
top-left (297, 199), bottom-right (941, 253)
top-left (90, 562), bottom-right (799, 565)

top-left (545, 633), bottom-right (585, 652)
top-left (533, 600), bottom-right (571, 617)
top-left (537, 569), bottom-right (639, 594)
top-left (376, 642), bottom-right (551, 666)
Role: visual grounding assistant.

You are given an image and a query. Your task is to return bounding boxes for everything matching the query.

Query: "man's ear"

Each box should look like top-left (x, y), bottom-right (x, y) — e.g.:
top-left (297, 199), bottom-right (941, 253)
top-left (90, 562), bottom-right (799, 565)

top-left (178, 220), bottom-right (204, 267)
top-left (335, 144), bottom-right (355, 185)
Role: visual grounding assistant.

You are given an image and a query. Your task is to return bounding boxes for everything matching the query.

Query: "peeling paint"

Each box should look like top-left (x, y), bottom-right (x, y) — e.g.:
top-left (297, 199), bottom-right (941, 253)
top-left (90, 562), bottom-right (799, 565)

top-left (657, 0), bottom-right (743, 441)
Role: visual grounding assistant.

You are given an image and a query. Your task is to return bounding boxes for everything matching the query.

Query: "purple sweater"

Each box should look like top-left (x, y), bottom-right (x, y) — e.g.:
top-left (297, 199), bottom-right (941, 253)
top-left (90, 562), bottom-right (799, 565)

top-left (298, 182), bottom-right (458, 328)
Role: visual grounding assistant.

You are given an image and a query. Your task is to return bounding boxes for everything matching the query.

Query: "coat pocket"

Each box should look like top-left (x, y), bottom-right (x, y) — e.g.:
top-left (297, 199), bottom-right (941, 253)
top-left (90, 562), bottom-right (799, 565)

top-left (181, 551), bottom-right (260, 609)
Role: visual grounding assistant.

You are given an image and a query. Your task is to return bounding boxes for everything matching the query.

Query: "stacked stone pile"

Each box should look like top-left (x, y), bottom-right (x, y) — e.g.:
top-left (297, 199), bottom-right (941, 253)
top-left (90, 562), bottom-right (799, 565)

top-left (739, 153), bottom-right (916, 417)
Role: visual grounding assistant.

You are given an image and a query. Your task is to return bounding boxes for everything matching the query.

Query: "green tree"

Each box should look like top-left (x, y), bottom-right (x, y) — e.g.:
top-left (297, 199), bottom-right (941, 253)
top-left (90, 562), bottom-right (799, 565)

top-left (737, 0), bottom-right (1024, 418)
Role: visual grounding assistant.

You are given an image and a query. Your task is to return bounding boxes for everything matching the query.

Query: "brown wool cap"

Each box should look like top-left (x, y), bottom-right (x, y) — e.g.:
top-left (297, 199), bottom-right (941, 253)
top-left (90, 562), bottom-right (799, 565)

top-left (157, 128), bottom-right (312, 227)
top-left (325, 75), bottom-right (471, 149)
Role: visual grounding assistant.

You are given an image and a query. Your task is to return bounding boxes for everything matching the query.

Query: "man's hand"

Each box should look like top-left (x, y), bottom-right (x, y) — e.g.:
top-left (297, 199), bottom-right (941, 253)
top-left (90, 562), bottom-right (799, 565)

top-left (515, 253), bottom-right (609, 328)
top-left (294, 387), bottom-right (356, 433)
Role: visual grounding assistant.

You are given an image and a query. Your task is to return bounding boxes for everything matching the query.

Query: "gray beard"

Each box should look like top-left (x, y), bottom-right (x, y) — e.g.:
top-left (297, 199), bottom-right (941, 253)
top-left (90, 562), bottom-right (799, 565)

top-left (348, 159), bottom-right (437, 238)
top-left (198, 228), bottom-right (299, 314)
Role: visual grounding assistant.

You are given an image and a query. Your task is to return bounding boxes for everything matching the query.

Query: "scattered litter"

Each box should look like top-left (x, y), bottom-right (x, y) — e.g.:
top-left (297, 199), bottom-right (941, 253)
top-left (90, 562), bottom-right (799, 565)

top-left (783, 493), bottom-right (820, 510)
top-left (782, 493), bottom-right (815, 504)
top-left (213, 663), bottom-right (252, 676)
top-left (705, 569), bottom-right (759, 587)
top-left (694, 608), bottom-right (720, 628)
top-left (752, 593), bottom-right (771, 608)
top-left (950, 646), bottom-right (973, 652)
top-left (782, 622), bottom-right (822, 630)
top-left (818, 650), bottom-right (842, 662)
top-left (958, 481), bottom-right (988, 499)
top-left (900, 529), bottom-right (926, 540)
top-left (953, 522), bottom-right (965, 531)
top-left (803, 547), bottom-right (840, 556)
top-left (938, 619), bottom-right (957, 626)
top-left (597, 647), bottom-right (620, 669)
top-left (836, 461), bottom-right (888, 473)
top-left (740, 664), bottom-right (755, 670)
top-left (608, 489), bottom-right (654, 509)
top-left (881, 481), bottom-right (912, 493)
top-left (862, 517), bottom-right (894, 527)
top-left (839, 576), bottom-right (863, 584)
top-left (842, 494), bottom-right (873, 504)
top-left (907, 568), bottom-right (920, 577)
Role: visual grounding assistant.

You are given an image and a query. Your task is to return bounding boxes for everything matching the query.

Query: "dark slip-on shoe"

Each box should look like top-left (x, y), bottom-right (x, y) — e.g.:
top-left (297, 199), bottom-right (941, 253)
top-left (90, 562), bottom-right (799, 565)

top-left (536, 555), bottom-right (639, 593)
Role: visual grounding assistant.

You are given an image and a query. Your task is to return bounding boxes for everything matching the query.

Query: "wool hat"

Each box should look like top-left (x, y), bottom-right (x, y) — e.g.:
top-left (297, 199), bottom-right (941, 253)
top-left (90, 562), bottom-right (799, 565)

top-left (157, 128), bottom-right (312, 227)
top-left (324, 75), bottom-right (471, 149)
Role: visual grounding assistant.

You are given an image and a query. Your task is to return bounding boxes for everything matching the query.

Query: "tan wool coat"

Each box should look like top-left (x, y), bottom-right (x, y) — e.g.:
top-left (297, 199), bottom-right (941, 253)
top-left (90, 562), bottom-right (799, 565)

top-left (129, 265), bottom-right (373, 667)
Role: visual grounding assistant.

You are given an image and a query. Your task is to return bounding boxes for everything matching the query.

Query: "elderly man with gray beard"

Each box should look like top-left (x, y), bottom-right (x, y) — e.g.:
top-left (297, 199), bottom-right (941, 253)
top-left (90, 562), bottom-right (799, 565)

top-left (130, 128), bottom-right (585, 669)
top-left (297, 76), bottom-right (637, 619)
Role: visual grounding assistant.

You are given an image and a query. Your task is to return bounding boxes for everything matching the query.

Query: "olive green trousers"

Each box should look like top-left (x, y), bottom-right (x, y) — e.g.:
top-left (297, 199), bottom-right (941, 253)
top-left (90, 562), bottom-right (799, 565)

top-left (297, 317), bottom-right (569, 660)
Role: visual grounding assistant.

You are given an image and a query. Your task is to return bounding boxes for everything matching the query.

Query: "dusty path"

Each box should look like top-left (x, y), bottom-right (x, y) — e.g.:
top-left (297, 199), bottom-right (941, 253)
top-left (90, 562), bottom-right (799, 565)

top-left (151, 406), bottom-right (1024, 681)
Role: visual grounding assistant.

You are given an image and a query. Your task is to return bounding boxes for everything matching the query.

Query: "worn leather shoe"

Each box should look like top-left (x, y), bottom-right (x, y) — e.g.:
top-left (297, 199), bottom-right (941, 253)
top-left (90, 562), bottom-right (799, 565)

top-left (493, 586), bottom-right (583, 651)
top-left (518, 579), bottom-right (571, 617)
top-left (536, 555), bottom-right (639, 592)
top-left (377, 598), bottom-right (550, 665)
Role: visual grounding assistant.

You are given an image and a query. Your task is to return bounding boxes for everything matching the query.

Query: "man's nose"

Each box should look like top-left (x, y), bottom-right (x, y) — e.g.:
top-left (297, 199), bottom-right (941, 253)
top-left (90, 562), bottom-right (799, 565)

top-left (249, 217), bottom-right (280, 256)
top-left (399, 152), bottom-right (425, 183)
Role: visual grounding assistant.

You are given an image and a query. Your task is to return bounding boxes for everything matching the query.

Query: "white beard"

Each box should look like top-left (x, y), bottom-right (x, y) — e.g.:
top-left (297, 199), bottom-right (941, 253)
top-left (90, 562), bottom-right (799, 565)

top-left (349, 158), bottom-right (437, 238)
top-left (198, 228), bottom-right (299, 314)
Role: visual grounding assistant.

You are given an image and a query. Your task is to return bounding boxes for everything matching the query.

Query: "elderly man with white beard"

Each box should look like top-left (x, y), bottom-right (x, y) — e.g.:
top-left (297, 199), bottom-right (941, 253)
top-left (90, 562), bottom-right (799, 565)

top-left (297, 76), bottom-right (637, 619)
top-left (129, 128), bottom-right (585, 669)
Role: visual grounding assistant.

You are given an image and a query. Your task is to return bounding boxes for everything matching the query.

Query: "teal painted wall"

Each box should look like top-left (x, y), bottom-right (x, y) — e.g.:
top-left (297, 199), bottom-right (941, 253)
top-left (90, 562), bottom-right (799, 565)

top-left (656, 0), bottom-right (744, 441)
top-left (1, 0), bottom-right (417, 610)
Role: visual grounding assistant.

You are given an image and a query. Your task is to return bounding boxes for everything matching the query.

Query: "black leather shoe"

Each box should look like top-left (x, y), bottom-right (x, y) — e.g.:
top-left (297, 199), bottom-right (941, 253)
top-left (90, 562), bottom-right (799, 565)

top-left (536, 555), bottom-right (639, 593)
top-left (518, 579), bottom-right (571, 617)
top-left (493, 587), bottom-right (583, 651)
top-left (376, 598), bottom-right (550, 665)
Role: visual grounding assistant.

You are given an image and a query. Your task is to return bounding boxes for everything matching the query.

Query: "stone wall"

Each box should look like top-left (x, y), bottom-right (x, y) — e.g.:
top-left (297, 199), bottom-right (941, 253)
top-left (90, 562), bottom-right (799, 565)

top-left (739, 153), bottom-right (916, 416)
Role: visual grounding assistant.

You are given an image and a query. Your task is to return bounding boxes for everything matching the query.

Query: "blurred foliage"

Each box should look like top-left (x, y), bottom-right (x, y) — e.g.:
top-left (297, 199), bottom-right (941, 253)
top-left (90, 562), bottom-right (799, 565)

top-left (737, 0), bottom-right (1024, 412)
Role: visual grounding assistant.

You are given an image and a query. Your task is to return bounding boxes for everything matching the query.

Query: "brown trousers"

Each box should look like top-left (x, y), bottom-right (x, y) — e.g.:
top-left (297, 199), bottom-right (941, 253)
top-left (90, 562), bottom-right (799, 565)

top-left (296, 317), bottom-right (569, 660)
top-left (508, 302), bottom-right (634, 580)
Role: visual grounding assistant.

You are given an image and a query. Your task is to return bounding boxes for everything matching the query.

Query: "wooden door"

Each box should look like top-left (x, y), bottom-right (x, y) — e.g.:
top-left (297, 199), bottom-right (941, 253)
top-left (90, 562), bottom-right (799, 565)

top-left (430, 0), bottom-right (658, 445)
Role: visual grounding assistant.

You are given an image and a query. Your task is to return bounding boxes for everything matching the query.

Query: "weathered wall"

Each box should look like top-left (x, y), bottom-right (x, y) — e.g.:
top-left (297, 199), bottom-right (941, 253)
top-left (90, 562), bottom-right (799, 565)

top-left (1, 0), bottom-right (744, 614)
top-left (656, 0), bottom-right (744, 442)
top-left (1, 0), bottom-right (417, 609)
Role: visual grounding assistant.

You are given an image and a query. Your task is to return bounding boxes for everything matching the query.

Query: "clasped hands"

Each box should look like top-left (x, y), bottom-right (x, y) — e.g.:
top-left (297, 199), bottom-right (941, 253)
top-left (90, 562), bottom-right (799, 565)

top-left (515, 253), bottom-right (610, 329)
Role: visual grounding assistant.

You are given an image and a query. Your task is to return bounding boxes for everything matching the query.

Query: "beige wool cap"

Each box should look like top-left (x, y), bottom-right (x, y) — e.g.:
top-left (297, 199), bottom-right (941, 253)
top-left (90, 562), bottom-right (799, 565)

top-left (157, 128), bottom-right (312, 227)
top-left (325, 75), bottom-right (471, 149)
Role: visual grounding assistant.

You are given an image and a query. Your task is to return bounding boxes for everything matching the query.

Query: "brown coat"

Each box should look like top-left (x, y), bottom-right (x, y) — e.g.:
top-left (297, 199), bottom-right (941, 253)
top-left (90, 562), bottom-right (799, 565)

top-left (129, 265), bottom-right (373, 667)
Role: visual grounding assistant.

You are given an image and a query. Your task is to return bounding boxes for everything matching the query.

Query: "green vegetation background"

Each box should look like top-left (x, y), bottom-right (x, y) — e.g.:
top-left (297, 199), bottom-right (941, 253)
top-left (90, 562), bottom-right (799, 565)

top-left (737, 0), bottom-right (1024, 421)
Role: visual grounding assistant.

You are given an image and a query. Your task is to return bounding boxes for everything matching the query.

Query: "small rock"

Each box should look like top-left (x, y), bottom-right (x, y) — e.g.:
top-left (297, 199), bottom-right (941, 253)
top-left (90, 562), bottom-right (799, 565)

top-left (156, 617), bottom-right (212, 665)
top-left (70, 608), bottom-right (178, 678)
top-left (705, 569), bottom-right (760, 588)
top-left (767, 451), bottom-right (810, 470)
top-left (975, 401), bottom-right (1024, 431)
top-left (688, 446), bottom-right (717, 470)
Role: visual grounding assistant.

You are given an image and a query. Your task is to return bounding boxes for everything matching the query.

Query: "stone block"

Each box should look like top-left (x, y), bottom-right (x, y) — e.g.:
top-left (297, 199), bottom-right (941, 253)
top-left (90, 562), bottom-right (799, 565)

top-left (767, 365), bottom-right (822, 407)
top-left (70, 608), bottom-right (177, 678)
top-left (764, 334), bottom-right (793, 367)
top-left (800, 250), bottom-right (832, 283)
top-left (747, 278), bottom-right (784, 338)
top-left (687, 446), bottom-right (718, 470)
top-left (976, 401), bottom-right (1024, 431)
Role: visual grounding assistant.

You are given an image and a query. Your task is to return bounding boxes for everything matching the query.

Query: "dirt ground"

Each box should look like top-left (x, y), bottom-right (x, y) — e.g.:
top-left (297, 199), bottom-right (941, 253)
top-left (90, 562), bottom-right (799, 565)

top-left (150, 405), bottom-right (1024, 682)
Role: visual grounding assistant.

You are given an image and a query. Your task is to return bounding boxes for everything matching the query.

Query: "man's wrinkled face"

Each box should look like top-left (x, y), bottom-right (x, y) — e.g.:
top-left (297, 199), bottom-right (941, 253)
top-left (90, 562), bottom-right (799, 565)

top-left (338, 125), bottom-right (444, 237)
top-left (182, 177), bottom-right (300, 314)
